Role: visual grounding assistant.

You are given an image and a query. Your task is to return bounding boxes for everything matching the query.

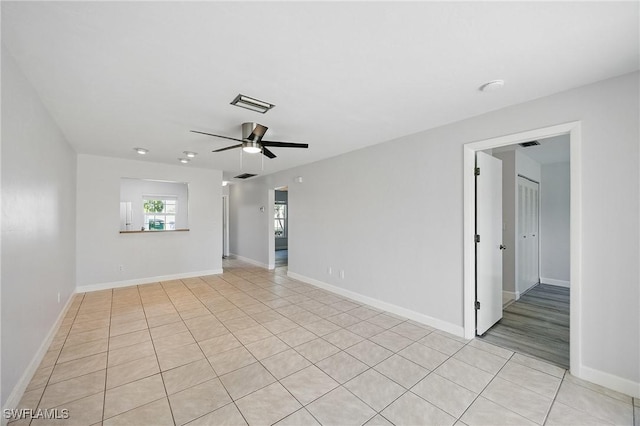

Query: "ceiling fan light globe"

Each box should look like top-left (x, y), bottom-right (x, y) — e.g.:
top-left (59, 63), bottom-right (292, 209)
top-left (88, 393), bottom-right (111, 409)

top-left (242, 140), bottom-right (261, 154)
top-left (243, 146), bottom-right (262, 154)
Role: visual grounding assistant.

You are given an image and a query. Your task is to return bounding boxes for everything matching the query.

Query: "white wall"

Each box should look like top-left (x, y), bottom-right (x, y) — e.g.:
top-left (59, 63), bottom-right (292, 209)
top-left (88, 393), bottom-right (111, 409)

top-left (76, 155), bottom-right (223, 290)
top-left (516, 150), bottom-right (542, 182)
top-left (540, 162), bottom-right (571, 285)
top-left (229, 179), bottom-right (271, 268)
top-left (1, 47), bottom-right (77, 407)
top-left (229, 72), bottom-right (639, 394)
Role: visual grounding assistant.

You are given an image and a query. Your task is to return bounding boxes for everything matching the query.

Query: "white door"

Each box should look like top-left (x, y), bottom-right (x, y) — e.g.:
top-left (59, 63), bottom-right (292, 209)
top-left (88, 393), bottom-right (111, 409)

top-left (476, 152), bottom-right (504, 335)
top-left (517, 176), bottom-right (539, 293)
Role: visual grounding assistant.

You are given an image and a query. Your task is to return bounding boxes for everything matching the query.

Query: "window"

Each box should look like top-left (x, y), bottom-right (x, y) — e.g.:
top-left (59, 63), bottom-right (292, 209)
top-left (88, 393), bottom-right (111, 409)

top-left (143, 198), bottom-right (176, 230)
top-left (275, 203), bottom-right (287, 238)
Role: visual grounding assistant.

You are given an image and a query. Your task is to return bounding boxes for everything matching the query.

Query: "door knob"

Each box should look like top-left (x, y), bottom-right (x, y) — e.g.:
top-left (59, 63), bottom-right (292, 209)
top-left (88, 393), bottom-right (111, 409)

top-left (499, 244), bottom-right (507, 250)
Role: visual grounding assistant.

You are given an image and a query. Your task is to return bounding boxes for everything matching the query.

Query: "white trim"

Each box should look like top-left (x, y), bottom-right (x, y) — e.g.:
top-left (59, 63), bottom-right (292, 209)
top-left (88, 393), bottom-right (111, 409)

top-left (540, 277), bottom-right (570, 288)
top-left (578, 365), bottom-right (640, 399)
top-left (267, 189), bottom-right (275, 270)
top-left (1, 293), bottom-right (75, 423)
top-left (222, 195), bottom-right (230, 258)
top-left (463, 121), bottom-right (582, 379)
top-left (228, 253), bottom-right (271, 270)
top-left (288, 271), bottom-right (464, 337)
top-left (76, 269), bottom-right (223, 293)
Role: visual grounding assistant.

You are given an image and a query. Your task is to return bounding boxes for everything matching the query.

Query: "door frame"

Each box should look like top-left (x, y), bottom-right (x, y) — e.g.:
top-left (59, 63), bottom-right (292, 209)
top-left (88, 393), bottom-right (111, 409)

top-left (267, 189), bottom-right (276, 270)
top-left (463, 121), bottom-right (582, 376)
top-left (222, 195), bottom-right (230, 258)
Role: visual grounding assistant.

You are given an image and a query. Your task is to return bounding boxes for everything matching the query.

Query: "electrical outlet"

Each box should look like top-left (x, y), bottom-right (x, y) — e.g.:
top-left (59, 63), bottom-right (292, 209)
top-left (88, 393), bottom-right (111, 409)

top-left (57, 292), bottom-right (61, 303)
top-left (339, 270), bottom-right (345, 279)
top-left (118, 264), bottom-right (125, 272)
top-left (327, 267), bottom-right (332, 275)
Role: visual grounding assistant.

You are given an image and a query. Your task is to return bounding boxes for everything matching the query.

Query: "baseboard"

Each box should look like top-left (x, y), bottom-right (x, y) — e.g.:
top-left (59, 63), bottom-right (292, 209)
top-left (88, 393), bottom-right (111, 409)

top-left (502, 290), bottom-right (520, 302)
top-left (2, 292), bottom-right (75, 424)
top-left (228, 253), bottom-right (271, 270)
top-left (540, 277), bottom-right (570, 288)
top-left (576, 364), bottom-right (640, 398)
top-left (76, 269), bottom-right (223, 293)
top-left (287, 271), bottom-right (465, 337)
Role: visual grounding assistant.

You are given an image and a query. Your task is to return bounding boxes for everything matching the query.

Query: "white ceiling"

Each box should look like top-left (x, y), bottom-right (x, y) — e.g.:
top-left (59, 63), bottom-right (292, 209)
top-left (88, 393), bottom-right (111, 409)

top-left (2, 2), bottom-right (638, 181)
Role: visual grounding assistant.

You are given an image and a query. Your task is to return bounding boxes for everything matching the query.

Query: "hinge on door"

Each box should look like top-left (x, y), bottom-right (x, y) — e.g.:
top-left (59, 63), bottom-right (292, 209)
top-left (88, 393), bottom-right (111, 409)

top-left (474, 167), bottom-right (480, 176)
top-left (475, 234), bottom-right (480, 243)
top-left (475, 301), bottom-right (481, 310)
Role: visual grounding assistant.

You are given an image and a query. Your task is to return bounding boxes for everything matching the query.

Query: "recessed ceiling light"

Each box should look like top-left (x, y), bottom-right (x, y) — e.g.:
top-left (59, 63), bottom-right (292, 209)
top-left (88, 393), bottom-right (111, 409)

top-left (479, 80), bottom-right (505, 92)
top-left (222, 181), bottom-right (229, 187)
top-left (183, 151), bottom-right (197, 158)
top-left (134, 147), bottom-right (149, 155)
top-left (231, 94), bottom-right (275, 114)
top-left (178, 158), bottom-right (190, 164)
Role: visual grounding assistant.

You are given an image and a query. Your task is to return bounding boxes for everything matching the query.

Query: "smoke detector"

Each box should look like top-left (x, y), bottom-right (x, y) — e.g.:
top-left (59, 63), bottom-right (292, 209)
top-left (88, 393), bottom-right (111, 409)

top-left (479, 80), bottom-right (505, 92)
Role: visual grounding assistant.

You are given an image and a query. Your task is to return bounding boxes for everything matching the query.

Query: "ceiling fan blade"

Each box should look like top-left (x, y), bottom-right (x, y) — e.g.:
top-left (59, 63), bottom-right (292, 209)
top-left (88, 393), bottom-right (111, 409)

top-left (191, 130), bottom-right (243, 143)
top-left (262, 147), bottom-right (277, 159)
top-left (261, 140), bottom-right (309, 149)
top-left (253, 124), bottom-right (268, 138)
top-left (212, 144), bottom-right (242, 152)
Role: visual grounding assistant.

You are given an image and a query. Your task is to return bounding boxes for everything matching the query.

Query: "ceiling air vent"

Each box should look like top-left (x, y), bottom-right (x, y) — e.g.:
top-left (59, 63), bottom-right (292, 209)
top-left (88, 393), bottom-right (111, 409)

top-left (234, 173), bottom-right (258, 180)
top-left (520, 140), bottom-right (540, 148)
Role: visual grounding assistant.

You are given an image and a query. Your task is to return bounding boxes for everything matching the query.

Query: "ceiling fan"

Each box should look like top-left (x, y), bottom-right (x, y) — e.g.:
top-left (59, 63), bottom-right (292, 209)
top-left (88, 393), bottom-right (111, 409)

top-left (191, 122), bottom-right (309, 159)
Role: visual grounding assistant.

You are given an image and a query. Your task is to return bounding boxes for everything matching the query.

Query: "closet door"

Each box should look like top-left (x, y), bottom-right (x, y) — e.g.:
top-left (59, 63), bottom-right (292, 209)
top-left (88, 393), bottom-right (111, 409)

top-left (517, 176), bottom-right (540, 294)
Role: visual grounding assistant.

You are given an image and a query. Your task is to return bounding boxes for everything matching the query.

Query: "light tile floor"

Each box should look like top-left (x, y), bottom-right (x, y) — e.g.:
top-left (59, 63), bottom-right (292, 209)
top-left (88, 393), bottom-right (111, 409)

top-left (11, 259), bottom-right (637, 425)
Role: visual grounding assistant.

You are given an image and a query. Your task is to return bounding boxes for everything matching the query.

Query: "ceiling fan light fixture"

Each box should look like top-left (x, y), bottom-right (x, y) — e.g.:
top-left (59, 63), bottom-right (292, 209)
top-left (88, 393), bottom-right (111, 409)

top-left (231, 94), bottom-right (275, 114)
top-left (243, 146), bottom-right (262, 154)
top-left (183, 151), bottom-right (197, 158)
top-left (242, 140), bottom-right (262, 154)
top-left (134, 147), bottom-right (149, 155)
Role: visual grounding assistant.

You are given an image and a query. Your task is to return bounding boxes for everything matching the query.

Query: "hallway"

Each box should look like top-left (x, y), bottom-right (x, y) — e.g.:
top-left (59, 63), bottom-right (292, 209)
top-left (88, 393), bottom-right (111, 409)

top-left (480, 284), bottom-right (569, 369)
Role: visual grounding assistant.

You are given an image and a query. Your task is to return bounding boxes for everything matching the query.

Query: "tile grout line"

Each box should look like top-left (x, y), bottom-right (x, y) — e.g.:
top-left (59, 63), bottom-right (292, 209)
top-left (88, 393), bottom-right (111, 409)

top-left (541, 369), bottom-right (568, 426)
top-left (100, 289), bottom-right (114, 424)
top-left (23, 293), bottom-right (84, 426)
top-left (163, 277), bottom-right (249, 426)
top-left (158, 280), bottom-right (203, 426)
top-left (451, 345), bottom-right (516, 423)
top-left (219, 265), bottom-right (514, 424)
top-left (28, 261), bottom-right (632, 426)
top-left (137, 283), bottom-right (177, 426)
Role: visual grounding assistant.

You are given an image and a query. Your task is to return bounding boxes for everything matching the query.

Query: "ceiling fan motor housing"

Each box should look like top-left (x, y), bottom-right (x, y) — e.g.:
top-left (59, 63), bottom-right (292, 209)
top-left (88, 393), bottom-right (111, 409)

top-left (241, 122), bottom-right (263, 153)
top-left (242, 122), bottom-right (260, 140)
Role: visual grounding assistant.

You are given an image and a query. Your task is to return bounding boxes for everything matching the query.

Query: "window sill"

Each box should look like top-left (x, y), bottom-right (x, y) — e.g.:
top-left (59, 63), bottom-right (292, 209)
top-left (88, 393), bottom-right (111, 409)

top-left (120, 229), bottom-right (190, 234)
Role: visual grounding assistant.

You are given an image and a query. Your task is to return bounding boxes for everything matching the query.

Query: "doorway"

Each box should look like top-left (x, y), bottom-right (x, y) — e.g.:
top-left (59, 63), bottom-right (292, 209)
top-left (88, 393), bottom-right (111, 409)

top-left (274, 186), bottom-right (288, 268)
top-left (463, 121), bottom-right (582, 374)
top-left (476, 146), bottom-right (570, 368)
top-left (222, 195), bottom-right (229, 258)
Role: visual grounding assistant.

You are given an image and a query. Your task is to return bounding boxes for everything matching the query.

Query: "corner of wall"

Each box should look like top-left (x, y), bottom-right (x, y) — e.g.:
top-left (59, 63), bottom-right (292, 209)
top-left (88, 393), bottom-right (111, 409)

top-left (1, 293), bottom-right (76, 418)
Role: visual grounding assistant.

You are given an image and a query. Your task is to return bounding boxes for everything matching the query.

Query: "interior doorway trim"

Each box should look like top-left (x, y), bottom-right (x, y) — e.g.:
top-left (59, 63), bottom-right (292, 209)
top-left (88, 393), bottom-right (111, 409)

top-left (267, 189), bottom-right (275, 270)
top-left (222, 195), bottom-right (230, 258)
top-left (463, 121), bottom-right (582, 376)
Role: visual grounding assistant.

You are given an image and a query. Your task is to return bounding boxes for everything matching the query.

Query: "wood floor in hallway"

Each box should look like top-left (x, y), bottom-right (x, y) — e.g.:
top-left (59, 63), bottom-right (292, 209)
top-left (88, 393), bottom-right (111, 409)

top-left (479, 283), bottom-right (570, 369)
